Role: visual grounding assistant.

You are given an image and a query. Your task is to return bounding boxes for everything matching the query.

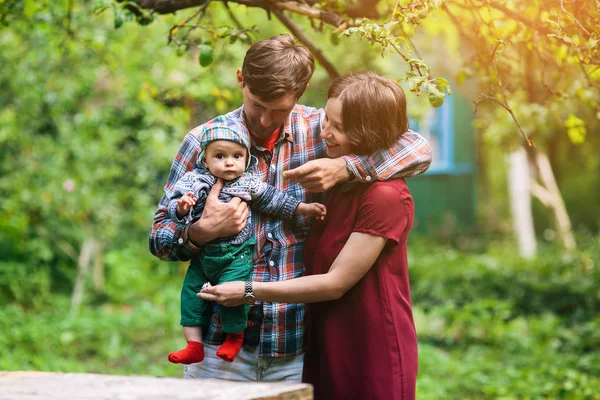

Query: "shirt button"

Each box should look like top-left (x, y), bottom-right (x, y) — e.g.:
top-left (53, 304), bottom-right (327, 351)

top-left (365, 175), bottom-right (372, 182)
top-left (267, 233), bottom-right (273, 239)
top-left (269, 261), bottom-right (275, 267)
top-left (270, 164), bottom-right (277, 171)
top-left (178, 238), bottom-right (184, 244)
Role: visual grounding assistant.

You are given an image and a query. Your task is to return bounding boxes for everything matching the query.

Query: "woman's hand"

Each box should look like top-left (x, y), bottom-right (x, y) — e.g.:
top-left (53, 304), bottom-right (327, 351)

top-left (197, 281), bottom-right (245, 307)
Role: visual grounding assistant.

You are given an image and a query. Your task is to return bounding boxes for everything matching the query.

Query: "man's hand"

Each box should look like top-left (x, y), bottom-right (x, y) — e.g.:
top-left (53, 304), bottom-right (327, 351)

top-left (197, 281), bottom-right (245, 307)
top-left (188, 179), bottom-right (248, 245)
top-left (283, 158), bottom-right (351, 192)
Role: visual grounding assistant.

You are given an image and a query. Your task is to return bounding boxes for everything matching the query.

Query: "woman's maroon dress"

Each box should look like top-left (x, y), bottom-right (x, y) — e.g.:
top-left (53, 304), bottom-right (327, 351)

top-left (302, 179), bottom-right (418, 400)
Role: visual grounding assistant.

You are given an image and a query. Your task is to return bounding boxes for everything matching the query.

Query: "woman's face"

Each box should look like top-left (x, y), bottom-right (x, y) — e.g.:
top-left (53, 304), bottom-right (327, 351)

top-left (320, 98), bottom-right (353, 158)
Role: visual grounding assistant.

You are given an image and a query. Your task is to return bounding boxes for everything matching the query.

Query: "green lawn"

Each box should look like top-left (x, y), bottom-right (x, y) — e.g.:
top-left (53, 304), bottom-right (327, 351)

top-left (2, 235), bottom-right (599, 399)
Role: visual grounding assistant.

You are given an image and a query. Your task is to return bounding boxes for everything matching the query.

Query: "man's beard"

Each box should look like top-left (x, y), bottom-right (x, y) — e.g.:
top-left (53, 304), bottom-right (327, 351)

top-left (246, 116), bottom-right (277, 138)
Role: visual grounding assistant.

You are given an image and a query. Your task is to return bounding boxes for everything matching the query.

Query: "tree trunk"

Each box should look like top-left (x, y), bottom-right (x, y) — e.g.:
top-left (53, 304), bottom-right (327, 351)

top-left (507, 148), bottom-right (537, 258)
top-left (530, 150), bottom-right (577, 252)
top-left (71, 238), bottom-right (96, 317)
top-left (92, 241), bottom-right (105, 293)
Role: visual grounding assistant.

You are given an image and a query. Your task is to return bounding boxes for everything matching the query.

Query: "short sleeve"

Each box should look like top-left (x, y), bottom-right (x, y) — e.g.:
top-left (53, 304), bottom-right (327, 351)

top-left (353, 182), bottom-right (413, 243)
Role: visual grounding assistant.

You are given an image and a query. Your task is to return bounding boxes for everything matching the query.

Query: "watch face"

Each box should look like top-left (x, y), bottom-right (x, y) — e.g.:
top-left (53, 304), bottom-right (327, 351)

top-left (243, 294), bottom-right (256, 305)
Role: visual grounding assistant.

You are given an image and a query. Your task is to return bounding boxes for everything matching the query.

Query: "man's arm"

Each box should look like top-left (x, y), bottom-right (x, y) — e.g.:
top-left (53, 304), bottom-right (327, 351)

top-left (149, 132), bottom-right (247, 261)
top-left (342, 130), bottom-right (432, 182)
top-left (284, 130), bottom-right (432, 192)
top-left (150, 133), bottom-right (204, 261)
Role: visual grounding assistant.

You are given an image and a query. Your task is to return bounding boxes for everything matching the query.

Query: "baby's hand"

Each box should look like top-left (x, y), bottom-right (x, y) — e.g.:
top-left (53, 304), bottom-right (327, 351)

top-left (296, 202), bottom-right (326, 220)
top-left (176, 192), bottom-right (197, 218)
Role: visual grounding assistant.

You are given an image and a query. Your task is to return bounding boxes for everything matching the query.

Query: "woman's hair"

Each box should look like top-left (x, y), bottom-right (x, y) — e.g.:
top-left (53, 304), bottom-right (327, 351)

top-left (242, 34), bottom-right (315, 102)
top-left (327, 71), bottom-right (409, 155)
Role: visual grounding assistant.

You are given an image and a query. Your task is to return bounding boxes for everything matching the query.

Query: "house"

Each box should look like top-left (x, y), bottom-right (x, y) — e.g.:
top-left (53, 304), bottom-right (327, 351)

top-left (407, 95), bottom-right (476, 233)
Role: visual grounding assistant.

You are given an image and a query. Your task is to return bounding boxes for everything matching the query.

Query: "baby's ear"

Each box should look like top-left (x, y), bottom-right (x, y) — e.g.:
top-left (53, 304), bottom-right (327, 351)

top-left (201, 157), bottom-right (207, 166)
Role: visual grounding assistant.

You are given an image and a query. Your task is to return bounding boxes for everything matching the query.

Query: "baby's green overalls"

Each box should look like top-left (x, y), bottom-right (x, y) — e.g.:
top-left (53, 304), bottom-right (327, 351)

top-left (180, 237), bottom-right (255, 333)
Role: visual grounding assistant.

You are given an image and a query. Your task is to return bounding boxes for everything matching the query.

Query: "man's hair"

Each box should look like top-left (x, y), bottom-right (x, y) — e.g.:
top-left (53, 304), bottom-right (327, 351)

top-left (327, 71), bottom-right (409, 155)
top-left (242, 34), bottom-right (315, 102)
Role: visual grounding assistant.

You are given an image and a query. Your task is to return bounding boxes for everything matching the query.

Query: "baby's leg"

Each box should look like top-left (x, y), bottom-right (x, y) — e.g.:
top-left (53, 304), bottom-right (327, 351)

top-left (168, 326), bottom-right (205, 364)
top-left (170, 262), bottom-right (211, 365)
top-left (216, 331), bottom-right (245, 362)
top-left (212, 241), bottom-right (254, 363)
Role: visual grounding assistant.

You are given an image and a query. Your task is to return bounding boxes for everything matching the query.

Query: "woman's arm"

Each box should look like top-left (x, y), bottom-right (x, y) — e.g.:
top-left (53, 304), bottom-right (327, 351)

top-left (198, 232), bottom-right (387, 307)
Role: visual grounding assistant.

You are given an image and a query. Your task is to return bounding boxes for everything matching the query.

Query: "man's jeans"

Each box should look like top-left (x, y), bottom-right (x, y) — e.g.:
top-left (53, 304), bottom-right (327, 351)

top-left (184, 343), bottom-right (304, 382)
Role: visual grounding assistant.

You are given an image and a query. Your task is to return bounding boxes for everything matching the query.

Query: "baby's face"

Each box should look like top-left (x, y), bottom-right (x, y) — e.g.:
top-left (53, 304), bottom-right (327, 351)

top-left (203, 140), bottom-right (248, 181)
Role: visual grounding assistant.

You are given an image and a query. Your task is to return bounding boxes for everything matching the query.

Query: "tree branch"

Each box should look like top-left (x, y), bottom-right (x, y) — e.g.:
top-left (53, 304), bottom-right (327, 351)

top-left (488, 1), bottom-right (555, 36)
top-left (272, 8), bottom-right (340, 78)
top-left (474, 91), bottom-right (534, 147)
top-left (451, 0), bottom-right (555, 36)
top-left (129, 0), bottom-right (349, 29)
top-left (530, 181), bottom-right (554, 207)
top-left (129, 0), bottom-right (206, 14)
top-left (275, 1), bottom-right (348, 30)
top-left (560, 0), bottom-right (591, 38)
top-left (223, 2), bottom-right (245, 31)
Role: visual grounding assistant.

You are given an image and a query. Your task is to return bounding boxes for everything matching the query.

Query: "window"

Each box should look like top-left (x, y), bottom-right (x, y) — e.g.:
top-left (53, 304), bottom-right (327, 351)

top-left (409, 95), bottom-right (454, 173)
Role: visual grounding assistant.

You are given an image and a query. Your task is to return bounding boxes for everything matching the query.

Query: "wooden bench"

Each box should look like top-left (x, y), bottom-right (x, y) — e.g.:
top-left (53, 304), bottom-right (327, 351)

top-left (0, 371), bottom-right (313, 400)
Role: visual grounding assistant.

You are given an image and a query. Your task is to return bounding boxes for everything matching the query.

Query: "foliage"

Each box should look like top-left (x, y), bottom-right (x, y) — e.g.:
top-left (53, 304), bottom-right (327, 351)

top-left (106, 0), bottom-right (600, 248)
top-left (1, 2), bottom-right (599, 397)
top-left (0, 0), bottom-right (247, 307)
top-left (410, 234), bottom-right (600, 399)
top-left (3, 236), bottom-right (600, 399)
top-left (115, 0), bottom-right (599, 144)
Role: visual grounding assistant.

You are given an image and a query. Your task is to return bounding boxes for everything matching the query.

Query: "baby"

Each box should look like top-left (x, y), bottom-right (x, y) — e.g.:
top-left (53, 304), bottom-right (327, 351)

top-left (167, 116), bottom-right (325, 364)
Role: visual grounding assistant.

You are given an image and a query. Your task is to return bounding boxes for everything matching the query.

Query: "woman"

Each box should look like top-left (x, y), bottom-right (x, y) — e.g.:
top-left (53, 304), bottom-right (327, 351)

top-left (200, 71), bottom-right (418, 399)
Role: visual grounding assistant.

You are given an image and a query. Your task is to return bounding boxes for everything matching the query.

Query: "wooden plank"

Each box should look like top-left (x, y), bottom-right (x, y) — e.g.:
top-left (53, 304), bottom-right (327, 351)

top-left (0, 371), bottom-right (313, 400)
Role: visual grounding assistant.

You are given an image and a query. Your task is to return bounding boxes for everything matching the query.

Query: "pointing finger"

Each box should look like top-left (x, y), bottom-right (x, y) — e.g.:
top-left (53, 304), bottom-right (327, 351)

top-left (283, 164), bottom-right (316, 181)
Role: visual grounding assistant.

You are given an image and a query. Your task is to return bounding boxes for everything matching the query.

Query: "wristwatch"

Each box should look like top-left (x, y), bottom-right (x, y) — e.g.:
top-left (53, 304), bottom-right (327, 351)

top-left (243, 281), bottom-right (256, 305)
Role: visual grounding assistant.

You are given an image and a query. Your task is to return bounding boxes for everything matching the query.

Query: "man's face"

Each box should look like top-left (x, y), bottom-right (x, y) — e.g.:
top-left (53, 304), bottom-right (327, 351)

top-left (238, 70), bottom-right (298, 139)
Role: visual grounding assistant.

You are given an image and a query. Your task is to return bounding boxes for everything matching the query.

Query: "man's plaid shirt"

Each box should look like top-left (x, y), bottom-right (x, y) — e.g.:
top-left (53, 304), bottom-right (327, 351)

top-left (149, 105), bottom-right (432, 358)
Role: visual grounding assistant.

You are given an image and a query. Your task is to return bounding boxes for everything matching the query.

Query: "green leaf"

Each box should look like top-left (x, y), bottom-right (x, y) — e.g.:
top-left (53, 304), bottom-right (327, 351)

top-left (392, 36), bottom-right (412, 54)
top-left (564, 114), bottom-right (586, 144)
top-left (198, 45), bottom-right (213, 67)
top-left (330, 32), bottom-right (340, 46)
top-left (426, 83), bottom-right (445, 108)
top-left (342, 27), bottom-right (359, 36)
top-left (405, 75), bottom-right (427, 92)
top-left (114, 13), bottom-right (124, 29)
top-left (435, 77), bottom-right (451, 94)
top-left (408, 59), bottom-right (430, 74)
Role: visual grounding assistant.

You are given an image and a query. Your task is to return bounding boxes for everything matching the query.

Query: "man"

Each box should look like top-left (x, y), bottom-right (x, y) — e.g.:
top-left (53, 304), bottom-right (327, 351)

top-left (149, 34), bottom-right (431, 382)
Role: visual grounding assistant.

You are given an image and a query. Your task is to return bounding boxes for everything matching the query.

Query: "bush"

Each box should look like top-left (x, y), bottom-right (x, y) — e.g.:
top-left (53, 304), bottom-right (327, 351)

top-left (410, 234), bottom-right (600, 399)
top-left (2, 234), bottom-right (599, 399)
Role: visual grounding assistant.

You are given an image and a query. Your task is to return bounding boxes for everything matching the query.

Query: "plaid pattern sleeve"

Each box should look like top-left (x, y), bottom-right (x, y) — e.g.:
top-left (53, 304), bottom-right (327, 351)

top-left (149, 126), bottom-right (207, 261)
top-left (157, 106), bottom-right (432, 357)
top-left (149, 115), bottom-right (252, 261)
top-left (342, 130), bottom-right (432, 182)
